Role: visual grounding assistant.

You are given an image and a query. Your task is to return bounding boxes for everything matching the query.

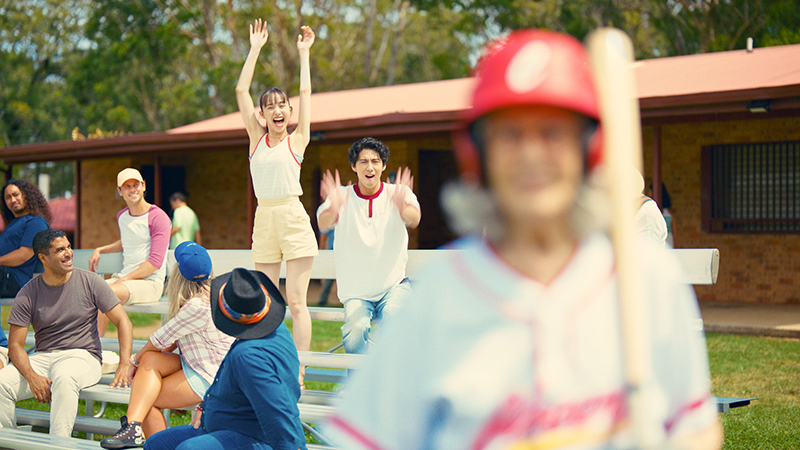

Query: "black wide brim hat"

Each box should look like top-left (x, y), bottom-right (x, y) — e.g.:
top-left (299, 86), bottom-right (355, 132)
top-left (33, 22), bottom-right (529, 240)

top-left (210, 268), bottom-right (286, 340)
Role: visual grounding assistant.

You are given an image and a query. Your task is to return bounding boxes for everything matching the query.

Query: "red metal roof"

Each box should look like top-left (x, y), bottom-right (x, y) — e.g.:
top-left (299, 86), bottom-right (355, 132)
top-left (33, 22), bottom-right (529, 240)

top-left (168, 77), bottom-right (476, 135)
top-left (168, 43), bottom-right (800, 135)
top-left (636, 44), bottom-right (800, 103)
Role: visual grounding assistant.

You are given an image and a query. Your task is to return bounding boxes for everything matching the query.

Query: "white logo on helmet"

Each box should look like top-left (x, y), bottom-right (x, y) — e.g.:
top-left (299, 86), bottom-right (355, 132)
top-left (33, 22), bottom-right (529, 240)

top-left (505, 41), bottom-right (552, 94)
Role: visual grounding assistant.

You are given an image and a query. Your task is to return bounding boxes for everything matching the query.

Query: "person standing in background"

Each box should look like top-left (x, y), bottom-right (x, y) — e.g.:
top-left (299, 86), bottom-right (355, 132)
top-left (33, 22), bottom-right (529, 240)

top-left (169, 193), bottom-right (201, 249)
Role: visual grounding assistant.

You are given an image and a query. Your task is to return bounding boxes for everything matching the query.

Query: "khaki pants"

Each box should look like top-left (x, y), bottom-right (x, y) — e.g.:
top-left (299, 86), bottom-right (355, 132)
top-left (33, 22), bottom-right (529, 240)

top-left (0, 349), bottom-right (101, 437)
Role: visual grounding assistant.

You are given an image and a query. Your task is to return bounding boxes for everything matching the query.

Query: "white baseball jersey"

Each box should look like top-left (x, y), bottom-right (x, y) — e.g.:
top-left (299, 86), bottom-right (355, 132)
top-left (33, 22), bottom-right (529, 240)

top-left (317, 182), bottom-right (420, 301)
top-left (326, 232), bottom-right (717, 449)
top-left (249, 133), bottom-right (303, 199)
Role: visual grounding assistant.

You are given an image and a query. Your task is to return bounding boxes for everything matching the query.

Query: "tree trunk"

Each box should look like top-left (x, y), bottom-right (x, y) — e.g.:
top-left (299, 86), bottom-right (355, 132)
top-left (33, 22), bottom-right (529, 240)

top-left (386, 0), bottom-right (409, 86)
top-left (364, 0), bottom-right (376, 86)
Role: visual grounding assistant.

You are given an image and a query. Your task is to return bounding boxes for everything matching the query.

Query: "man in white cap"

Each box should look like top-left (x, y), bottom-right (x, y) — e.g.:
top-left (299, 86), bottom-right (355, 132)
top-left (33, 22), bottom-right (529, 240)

top-left (89, 168), bottom-right (171, 336)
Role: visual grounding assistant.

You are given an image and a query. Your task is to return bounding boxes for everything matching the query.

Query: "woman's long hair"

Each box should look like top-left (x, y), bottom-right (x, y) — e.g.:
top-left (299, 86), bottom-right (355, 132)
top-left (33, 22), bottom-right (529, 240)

top-left (165, 262), bottom-right (212, 321)
top-left (2, 179), bottom-right (52, 226)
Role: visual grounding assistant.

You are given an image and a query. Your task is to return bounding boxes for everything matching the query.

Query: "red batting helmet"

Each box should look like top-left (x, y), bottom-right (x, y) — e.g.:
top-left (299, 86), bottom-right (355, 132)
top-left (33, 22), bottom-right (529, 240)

top-left (454, 29), bottom-right (602, 181)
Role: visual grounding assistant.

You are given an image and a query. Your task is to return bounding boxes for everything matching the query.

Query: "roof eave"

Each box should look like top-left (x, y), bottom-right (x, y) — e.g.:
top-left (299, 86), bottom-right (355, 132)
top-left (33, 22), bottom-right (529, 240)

top-left (0, 111), bottom-right (461, 163)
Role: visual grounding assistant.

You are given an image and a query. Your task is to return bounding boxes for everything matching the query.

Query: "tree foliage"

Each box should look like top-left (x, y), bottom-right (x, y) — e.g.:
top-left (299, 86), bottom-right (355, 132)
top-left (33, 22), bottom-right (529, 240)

top-left (1, 0), bottom-right (798, 151)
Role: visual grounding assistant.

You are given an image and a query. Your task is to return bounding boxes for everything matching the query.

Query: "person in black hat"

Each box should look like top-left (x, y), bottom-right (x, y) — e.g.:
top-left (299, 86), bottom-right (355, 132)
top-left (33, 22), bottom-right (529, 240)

top-left (143, 268), bottom-right (307, 450)
top-left (102, 242), bottom-right (235, 448)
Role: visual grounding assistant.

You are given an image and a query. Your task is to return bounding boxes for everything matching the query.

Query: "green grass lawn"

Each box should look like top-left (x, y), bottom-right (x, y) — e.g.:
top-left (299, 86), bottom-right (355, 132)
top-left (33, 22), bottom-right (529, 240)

top-left (6, 313), bottom-right (799, 448)
top-left (706, 333), bottom-right (800, 449)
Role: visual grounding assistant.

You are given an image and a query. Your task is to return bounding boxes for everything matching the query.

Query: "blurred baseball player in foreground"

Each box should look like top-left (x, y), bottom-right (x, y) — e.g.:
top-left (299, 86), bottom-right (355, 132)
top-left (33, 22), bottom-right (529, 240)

top-left (325, 29), bottom-right (722, 449)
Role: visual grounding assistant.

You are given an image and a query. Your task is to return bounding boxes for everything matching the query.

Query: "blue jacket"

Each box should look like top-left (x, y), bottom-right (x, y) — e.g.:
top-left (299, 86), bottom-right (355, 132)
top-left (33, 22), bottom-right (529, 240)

top-left (202, 323), bottom-right (307, 450)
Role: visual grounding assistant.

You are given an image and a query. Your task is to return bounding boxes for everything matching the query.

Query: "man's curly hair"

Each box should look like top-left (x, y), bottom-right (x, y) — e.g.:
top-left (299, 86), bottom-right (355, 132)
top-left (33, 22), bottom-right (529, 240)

top-left (2, 179), bottom-right (52, 226)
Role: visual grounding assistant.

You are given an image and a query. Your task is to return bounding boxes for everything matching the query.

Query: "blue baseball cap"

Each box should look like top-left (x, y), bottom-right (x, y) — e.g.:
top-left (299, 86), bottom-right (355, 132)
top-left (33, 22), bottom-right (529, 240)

top-left (174, 241), bottom-right (212, 281)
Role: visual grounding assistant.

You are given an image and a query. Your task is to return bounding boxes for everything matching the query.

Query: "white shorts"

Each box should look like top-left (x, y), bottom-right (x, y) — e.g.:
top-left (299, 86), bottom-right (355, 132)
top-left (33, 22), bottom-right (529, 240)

top-left (252, 197), bottom-right (318, 264)
top-left (107, 275), bottom-right (164, 304)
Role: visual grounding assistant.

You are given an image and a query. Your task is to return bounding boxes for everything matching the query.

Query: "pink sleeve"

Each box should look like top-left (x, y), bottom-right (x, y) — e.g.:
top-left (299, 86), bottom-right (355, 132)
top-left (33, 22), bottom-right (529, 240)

top-left (147, 206), bottom-right (171, 269)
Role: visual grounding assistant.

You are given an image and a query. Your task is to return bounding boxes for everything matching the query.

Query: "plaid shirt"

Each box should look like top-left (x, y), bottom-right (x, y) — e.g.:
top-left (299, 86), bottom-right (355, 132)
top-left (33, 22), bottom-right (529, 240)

top-left (150, 296), bottom-right (235, 385)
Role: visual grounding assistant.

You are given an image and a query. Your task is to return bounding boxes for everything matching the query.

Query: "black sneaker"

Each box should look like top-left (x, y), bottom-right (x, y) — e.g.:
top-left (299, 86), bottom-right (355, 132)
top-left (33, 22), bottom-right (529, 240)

top-left (100, 416), bottom-right (145, 449)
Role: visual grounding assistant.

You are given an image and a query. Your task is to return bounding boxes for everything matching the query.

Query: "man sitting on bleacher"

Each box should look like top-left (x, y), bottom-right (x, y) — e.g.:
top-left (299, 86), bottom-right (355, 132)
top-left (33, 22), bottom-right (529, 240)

top-left (0, 228), bottom-right (133, 438)
top-left (316, 137), bottom-right (421, 354)
top-left (89, 168), bottom-right (171, 338)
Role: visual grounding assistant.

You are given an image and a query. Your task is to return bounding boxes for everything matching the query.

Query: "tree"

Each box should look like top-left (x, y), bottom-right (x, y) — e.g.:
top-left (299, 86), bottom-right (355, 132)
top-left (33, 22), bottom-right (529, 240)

top-left (646, 0), bottom-right (800, 56)
top-left (0, 0), bottom-right (89, 146)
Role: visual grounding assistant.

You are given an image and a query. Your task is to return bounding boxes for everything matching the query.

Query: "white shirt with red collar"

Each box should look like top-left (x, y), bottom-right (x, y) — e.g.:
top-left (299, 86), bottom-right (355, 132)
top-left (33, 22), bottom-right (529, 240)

top-left (325, 232), bottom-right (717, 449)
top-left (316, 182), bottom-right (420, 302)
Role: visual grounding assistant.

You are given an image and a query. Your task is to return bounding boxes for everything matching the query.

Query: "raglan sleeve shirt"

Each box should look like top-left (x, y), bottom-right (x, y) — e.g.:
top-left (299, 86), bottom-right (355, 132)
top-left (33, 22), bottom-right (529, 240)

top-left (147, 207), bottom-right (171, 270)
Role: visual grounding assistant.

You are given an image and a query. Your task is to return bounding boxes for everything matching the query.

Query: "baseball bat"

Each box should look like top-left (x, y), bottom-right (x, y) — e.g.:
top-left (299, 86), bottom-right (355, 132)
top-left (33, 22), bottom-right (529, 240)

top-left (586, 28), bottom-right (666, 449)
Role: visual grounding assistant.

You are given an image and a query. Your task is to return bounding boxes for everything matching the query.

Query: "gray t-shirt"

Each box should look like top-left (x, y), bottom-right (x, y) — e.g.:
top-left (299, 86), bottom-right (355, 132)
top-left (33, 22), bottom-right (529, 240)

top-left (8, 268), bottom-right (120, 362)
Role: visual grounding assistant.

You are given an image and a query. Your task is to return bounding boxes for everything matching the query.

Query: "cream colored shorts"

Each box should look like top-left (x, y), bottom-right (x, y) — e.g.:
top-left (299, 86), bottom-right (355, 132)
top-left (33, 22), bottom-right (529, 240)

top-left (107, 275), bottom-right (164, 304)
top-left (252, 197), bottom-right (318, 264)
top-left (0, 347), bottom-right (7, 368)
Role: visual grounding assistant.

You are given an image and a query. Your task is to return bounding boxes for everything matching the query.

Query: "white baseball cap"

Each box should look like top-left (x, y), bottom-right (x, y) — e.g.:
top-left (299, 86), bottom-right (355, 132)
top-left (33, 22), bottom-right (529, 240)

top-left (117, 168), bottom-right (144, 188)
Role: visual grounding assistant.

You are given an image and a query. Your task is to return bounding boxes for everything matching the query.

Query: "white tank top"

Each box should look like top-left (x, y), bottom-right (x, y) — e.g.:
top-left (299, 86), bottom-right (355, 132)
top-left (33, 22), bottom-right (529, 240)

top-left (249, 133), bottom-right (303, 199)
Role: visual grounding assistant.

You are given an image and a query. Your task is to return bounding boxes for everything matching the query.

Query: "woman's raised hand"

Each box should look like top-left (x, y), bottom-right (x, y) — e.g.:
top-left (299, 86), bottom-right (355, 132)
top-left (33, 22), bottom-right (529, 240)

top-left (250, 18), bottom-right (269, 49)
top-left (297, 25), bottom-right (315, 51)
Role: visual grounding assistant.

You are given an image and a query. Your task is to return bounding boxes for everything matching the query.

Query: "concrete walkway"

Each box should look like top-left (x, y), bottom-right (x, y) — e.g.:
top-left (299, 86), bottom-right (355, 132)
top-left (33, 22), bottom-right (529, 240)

top-left (699, 301), bottom-right (800, 339)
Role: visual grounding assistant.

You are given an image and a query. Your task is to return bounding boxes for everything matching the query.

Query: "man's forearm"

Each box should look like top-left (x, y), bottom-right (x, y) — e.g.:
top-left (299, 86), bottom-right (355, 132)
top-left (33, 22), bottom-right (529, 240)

top-left (318, 208), bottom-right (338, 231)
top-left (96, 240), bottom-right (123, 254)
top-left (0, 247), bottom-right (34, 267)
top-left (8, 343), bottom-right (36, 380)
top-left (400, 205), bottom-right (421, 229)
top-left (116, 318), bottom-right (133, 363)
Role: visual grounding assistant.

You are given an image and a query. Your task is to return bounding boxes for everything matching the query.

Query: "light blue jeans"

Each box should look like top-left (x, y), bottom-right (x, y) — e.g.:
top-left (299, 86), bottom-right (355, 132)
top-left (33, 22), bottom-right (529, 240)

top-left (341, 279), bottom-right (411, 354)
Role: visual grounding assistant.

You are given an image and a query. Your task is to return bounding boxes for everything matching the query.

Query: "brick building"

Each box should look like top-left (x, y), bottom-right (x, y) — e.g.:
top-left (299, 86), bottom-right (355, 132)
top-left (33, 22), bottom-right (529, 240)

top-left (2, 45), bottom-right (799, 305)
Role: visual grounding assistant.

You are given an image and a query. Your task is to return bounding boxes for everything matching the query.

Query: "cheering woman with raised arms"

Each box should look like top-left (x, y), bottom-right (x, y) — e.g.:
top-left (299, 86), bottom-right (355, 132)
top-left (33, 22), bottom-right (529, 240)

top-left (235, 19), bottom-right (317, 387)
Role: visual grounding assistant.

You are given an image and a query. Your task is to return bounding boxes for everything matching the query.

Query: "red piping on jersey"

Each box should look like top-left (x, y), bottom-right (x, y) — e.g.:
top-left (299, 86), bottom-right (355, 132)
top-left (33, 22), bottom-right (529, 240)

top-left (250, 133), bottom-right (268, 159)
top-left (665, 396), bottom-right (708, 433)
top-left (450, 251), bottom-right (508, 313)
top-left (353, 183), bottom-right (383, 218)
top-left (286, 137), bottom-right (301, 166)
top-left (251, 134), bottom-right (300, 166)
top-left (327, 416), bottom-right (384, 450)
top-left (486, 240), bottom-right (580, 286)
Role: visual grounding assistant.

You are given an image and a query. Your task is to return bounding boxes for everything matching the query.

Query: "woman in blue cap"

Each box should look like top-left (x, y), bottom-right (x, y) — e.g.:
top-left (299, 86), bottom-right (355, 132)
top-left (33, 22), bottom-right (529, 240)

top-left (101, 242), bottom-right (235, 449)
